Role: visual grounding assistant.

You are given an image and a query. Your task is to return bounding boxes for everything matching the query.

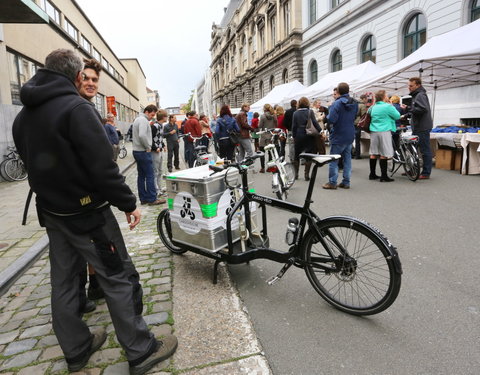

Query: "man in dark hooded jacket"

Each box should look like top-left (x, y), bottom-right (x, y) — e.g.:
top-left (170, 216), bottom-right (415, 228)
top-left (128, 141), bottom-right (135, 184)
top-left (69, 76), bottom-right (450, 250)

top-left (12, 49), bottom-right (177, 375)
top-left (408, 77), bottom-right (433, 179)
top-left (323, 82), bottom-right (358, 189)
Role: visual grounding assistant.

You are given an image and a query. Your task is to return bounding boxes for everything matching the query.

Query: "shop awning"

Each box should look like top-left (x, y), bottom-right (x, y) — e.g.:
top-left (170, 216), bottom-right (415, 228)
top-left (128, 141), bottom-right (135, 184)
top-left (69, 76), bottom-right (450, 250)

top-left (0, 0), bottom-right (49, 24)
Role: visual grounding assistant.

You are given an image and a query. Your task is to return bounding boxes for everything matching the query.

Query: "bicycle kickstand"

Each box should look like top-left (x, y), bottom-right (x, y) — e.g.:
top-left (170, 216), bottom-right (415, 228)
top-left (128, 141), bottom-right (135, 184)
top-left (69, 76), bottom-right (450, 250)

top-left (266, 258), bottom-right (295, 285)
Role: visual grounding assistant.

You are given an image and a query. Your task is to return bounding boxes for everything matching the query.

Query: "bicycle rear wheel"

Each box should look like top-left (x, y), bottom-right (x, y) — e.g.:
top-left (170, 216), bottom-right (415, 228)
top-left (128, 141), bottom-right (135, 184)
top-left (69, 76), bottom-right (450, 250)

top-left (282, 162), bottom-right (296, 189)
top-left (157, 209), bottom-right (187, 254)
top-left (302, 217), bottom-right (401, 315)
top-left (275, 174), bottom-right (287, 200)
top-left (403, 144), bottom-right (420, 181)
top-left (2, 159), bottom-right (27, 181)
top-left (119, 147), bottom-right (127, 159)
top-left (0, 160), bottom-right (14, 181)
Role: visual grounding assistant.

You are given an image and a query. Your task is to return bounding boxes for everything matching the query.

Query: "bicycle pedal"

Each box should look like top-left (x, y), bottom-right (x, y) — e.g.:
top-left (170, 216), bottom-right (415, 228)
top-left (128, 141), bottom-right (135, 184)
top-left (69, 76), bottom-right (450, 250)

top-left (266, 276), bottom-right (281, 285)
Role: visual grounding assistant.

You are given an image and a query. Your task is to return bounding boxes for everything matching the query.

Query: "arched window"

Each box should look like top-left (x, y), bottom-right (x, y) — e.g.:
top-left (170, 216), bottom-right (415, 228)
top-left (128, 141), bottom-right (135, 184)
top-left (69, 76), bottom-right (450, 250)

top-left (282, 68), bottom-right (289, 83)
top-left (309, 60), bottom-right (318, 84)
top-left (361, 35), bottom-right (376, 63)
top-left (251, 87), bottom-right (255, 102)
top-left (331, 50), bottom-right (342, 72)
top-left (472, 0), bottom-right (480, 22)
top-left (259, 81), bottom-right (264, 97)
top-left (403, 13), bottom-right (426, 57)
top-left (269, 75), bottom-right (275, 90)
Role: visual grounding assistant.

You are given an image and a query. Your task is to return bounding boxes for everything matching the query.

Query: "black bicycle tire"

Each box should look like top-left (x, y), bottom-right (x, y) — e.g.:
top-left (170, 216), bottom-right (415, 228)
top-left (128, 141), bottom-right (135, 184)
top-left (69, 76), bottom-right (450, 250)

top-left (403, 144), bottom-right (420, 181)
top-left (302, 216), bottom-right (401, 316)
top-left (157, 209), bottom-right (187, 254)
top-left (3, 159), bottom-right (27, 181)
top-left (119, 148), bottom-right (127, 159)
top-left (0, 159), bottom-right (14, 181)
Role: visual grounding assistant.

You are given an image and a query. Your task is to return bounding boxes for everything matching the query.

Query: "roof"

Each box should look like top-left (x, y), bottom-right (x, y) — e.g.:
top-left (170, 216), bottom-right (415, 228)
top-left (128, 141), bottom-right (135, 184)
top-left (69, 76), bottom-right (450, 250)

top-left (219, 0), bottom-right (242, 28)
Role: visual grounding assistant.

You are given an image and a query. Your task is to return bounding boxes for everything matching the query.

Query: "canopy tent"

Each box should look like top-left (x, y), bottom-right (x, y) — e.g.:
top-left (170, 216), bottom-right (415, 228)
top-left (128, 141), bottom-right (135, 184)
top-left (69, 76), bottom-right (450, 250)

top-left (354, 19), bottom-right (480, 95)
top-left (288, 61), bottom-right (384, 101)
top-left (250, 80), bottom-right (306, 112)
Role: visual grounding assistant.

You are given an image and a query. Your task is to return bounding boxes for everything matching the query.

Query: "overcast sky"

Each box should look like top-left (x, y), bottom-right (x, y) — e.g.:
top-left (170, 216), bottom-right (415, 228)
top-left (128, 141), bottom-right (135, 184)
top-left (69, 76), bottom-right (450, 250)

top-left (75, 0), bottom-right (229, 108)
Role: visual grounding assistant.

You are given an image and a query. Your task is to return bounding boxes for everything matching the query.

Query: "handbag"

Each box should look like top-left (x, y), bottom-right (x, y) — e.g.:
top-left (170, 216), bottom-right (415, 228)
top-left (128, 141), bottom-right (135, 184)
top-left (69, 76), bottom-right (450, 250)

top-left (305, 110), bottom-right (320, 136)
top-left (357, 109), bottom-right (371, 132)
top-left (228, 129), bottom-right (240, 144)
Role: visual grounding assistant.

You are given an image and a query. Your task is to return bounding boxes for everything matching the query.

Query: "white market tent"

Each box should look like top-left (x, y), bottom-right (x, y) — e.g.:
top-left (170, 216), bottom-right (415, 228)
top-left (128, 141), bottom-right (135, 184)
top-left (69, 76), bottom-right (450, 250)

top-left (354, 19), bottom-right (480, 95)
top-left (250, 80), bottom-right (306, 112)
top-left (288, 61), bottom-right (384, 101)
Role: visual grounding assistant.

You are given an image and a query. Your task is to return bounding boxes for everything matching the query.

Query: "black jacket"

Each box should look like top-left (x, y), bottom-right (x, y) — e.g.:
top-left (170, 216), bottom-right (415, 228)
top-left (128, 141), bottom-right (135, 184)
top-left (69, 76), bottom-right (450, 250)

top-left (409, 86), bottom-right (433, 132)
top-left (283, 106), bottom-right (296, 131)
top-left (13, 69), bottom-right (136, 215)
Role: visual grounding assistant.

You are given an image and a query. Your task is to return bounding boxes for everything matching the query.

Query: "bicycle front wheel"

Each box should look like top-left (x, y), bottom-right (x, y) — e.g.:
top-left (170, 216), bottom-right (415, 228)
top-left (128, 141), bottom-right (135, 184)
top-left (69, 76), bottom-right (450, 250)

top-left (157, 209), bottom-right (187, 254)
top-left (302, 217), bottom-right (401, 315)
top-left (119, 147), bottom-right (127, 159)
top-left (3, 159), bottom-right (27, 181)
top-left (281, 162), bottom-right (296, 189)
top-left (403, 144), bottom-right (420, 181)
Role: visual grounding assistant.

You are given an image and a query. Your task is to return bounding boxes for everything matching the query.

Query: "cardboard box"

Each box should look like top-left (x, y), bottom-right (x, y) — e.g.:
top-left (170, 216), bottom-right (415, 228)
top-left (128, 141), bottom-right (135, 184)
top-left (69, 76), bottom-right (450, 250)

top-left (435, 149), bottom-right (455, 170)
top-left (453, 149), bottom-right (463, 171)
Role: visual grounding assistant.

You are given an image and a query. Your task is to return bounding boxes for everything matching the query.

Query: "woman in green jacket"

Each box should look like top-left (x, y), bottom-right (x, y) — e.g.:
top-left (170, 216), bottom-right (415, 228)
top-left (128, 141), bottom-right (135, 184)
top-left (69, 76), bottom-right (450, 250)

top-left (369, 90), bottom-right (400, 182)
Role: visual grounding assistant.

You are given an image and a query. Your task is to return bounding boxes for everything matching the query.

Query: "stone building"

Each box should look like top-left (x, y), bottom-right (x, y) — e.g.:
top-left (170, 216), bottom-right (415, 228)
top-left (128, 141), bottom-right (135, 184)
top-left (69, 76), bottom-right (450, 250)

top-left (210, 0), bottom-right (303, 112)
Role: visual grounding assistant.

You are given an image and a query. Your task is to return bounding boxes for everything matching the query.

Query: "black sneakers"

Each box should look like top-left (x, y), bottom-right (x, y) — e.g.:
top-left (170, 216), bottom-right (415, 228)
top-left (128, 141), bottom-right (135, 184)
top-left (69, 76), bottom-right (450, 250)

top-left (67, 328), bottom-right (107, 372)
top-left (80, 300), bottom-right (96, 314)
top-left (87, 285), bottom-right (105, 300)
top-left (129, 335), bottom-right (178, 375)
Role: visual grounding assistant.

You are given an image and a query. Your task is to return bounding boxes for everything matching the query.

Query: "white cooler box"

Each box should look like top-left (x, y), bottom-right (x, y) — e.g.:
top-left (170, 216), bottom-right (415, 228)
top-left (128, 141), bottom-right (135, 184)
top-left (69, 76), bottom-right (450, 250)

top-left (165, 165), bottom-right (256, 252)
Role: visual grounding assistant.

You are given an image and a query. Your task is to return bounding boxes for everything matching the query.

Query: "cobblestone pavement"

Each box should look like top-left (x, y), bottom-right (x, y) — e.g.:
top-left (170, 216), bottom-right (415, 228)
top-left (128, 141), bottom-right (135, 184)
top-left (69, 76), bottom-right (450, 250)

top-left (0, 144), bottom-right (270, 374)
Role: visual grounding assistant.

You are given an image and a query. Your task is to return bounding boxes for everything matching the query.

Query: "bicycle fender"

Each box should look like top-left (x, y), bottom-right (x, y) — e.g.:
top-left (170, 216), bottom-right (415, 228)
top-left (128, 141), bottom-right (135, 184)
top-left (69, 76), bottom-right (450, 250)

top-left (307, 215), bottom-right (403, 275)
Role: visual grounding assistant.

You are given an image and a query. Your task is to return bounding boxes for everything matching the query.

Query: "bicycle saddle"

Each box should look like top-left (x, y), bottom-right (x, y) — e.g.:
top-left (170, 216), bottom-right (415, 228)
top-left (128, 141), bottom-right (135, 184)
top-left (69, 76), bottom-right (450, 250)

top-left (300, 153), bottom-right (341, 166)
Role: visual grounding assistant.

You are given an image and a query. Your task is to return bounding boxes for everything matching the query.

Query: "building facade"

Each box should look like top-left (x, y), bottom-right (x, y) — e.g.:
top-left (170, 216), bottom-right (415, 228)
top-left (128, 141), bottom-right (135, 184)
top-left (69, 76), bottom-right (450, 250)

top-left (210, 0), bottom-right (303, 113)
top-left (0, 0), bottom-right (151, 160)
top-left (302, 0), bottom-right (480, 124)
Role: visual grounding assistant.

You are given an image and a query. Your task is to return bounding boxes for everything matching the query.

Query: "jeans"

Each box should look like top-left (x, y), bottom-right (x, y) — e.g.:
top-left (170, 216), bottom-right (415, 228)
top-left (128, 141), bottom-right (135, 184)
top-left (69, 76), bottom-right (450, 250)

top-left (167, 141), bottom-right (179, 170)
top-left (329, 143), bottom-right (353, 186)
top-left (151, 151), bottom-right (163, 194)
top-left (237, 137), bottom-right (253, 162)
top-left (185, 141), bottom-right (195, 168)
top-left (133, 151), bottom-right (156, 203)
top-left (413, 130), bottom-right (432, 176)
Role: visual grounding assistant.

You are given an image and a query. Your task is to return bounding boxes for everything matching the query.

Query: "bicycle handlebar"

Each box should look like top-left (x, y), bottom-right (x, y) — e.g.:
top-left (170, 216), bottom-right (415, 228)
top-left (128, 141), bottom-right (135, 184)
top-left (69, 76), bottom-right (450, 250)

top-left (208, 152), bottom-right (265, 174)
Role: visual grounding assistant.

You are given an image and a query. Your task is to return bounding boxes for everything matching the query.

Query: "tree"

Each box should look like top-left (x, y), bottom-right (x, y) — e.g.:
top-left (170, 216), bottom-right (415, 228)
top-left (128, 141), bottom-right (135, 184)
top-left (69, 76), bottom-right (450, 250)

top-left (181, 91), bottom-right (194, 113)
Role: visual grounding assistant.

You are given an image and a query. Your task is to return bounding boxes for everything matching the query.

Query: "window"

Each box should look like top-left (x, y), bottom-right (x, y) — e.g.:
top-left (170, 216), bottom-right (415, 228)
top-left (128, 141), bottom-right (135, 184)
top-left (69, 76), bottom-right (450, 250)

top-left (309, 60), bottom-right (318, 84)
top-left (259, 28), bottom-right (265, 55)
top-left (102, 56), bottom-right (109, 70)
top-left (259, 81), bottom-right (264, 97)
top-left (403, 13), bottom-right (426, 57)
top-left (269, 75), bottom-right (275, 90)
top-left (283, 1), bottom-right (291, 36)
top-left (7, 51), bottom-right (39, 105)
top-left (81, 36), bottom-right (91, 53)
top-left (472, 0), bottom-right (480, 22)
top-left (332, 49), bottom-right (342, 72)
top-left (92, 48), bottom-right (101, 62)
top-left (40, 0), bottom-right (60, 24)
top-left (331, 0), bottom-right (344, 9)
top-left (64, 18), bottom-right (78, 41)
top-left (108, 65), bottom-right (115, 76)
top-left (270, 15), bottom-right (276, 46)
top-left (95, 93), bottom-right (105, 117)
top-left (309, 0), bottom-right (316, 25)
top-left (251, 87), bottom-right (255, 102)
top-left (361, 35), bottom-right (376, 63)
top-left (282, 68), bottom-right (289, 83)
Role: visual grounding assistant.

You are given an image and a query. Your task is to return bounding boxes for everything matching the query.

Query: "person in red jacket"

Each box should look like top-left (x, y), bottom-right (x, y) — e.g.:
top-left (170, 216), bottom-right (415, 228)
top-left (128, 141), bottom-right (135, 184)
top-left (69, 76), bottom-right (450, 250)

top-left (183, 111), bottom-right (202, 167)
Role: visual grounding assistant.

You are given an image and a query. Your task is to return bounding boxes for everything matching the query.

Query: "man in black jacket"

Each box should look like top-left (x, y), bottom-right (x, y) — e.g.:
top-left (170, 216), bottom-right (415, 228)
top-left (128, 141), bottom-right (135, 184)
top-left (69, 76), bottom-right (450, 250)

top-left (283, 99), bottom-right (297, 162)
top-left (408, 77), bottom-right (433, 179)
top-left (13, 49), bottom-right (177, 375)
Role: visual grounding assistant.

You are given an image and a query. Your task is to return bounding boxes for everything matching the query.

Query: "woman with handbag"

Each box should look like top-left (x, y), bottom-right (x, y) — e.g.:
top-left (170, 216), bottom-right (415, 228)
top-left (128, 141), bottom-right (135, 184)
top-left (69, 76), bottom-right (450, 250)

top-left (292, 97), bottom-right (322, 180)
top-left (216, 105), bottom-right (240, 162)
top-left (369, 90), bottom-right (400, 182)
top-left (258, 103), bottom-right (277, 173)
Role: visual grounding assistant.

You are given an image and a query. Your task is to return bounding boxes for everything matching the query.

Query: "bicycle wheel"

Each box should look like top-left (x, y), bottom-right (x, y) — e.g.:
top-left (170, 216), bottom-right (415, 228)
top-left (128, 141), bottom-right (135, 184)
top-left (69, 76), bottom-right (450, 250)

top-left (0, 160), bottom-right (14, 181)
top-left (157, 209), bottom-right (187, 254)
top-left (275, 174), bottom-right (287, 200)
top-left (119, 147), bottom-right (127, 159)
top-left (403, 144), bottom-right (420, 181)
top-left (302, 216), bottom-right (401, 315)
top-left (3, 159), bottom-right (27, 181)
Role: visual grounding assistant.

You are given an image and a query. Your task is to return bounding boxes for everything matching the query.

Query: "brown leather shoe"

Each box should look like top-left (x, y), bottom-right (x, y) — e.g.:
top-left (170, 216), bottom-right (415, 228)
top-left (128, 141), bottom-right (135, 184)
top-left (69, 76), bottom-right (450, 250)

top-left (148, 199), bottom-right (166, 205)
top-left (419, 175), bottom-right (430, 180)
top-left (322, 183), bottom-right (337, 190)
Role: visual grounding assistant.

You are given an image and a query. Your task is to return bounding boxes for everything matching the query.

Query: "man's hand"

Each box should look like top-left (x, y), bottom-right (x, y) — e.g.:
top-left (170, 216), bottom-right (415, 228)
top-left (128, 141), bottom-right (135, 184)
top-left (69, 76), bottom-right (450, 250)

top-left (125, 208), bottom-right (141, 230)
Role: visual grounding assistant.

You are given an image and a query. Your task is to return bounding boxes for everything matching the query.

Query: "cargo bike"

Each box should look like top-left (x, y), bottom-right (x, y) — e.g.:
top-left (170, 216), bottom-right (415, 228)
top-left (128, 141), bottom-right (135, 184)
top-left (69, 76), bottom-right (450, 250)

top-left (157, 153), bottom-right (402, 315)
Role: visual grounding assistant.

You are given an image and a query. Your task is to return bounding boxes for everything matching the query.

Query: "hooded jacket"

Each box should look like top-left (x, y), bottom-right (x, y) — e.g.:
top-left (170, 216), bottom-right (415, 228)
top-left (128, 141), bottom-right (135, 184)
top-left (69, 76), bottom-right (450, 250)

top-left (12, 69), bottom-right (136, 215)
top-left (327, 94), bottom-right (358, 145)
top-left (409, 86), bottom-right (433, 132)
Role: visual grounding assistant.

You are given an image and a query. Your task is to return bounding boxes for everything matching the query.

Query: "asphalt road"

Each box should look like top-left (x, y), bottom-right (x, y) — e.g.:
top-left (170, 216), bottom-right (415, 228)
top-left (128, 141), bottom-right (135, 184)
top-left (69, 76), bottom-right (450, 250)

top-left (228, 157), bottom-right (480, 375)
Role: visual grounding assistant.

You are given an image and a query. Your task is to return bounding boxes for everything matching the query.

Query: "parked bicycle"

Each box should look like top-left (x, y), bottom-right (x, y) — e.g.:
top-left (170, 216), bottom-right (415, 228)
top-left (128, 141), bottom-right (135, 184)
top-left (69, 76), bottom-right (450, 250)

top-left (389, 127), bottom-right (421, 181)
top-left (158, 152), bottom-right (402, 316)
top-left (258, 129), bottom-right (295, 200)
top-left (0, 146), bottom-right (27, 182)
top-left (118, 137), bottom-right (127, 159)
top-left (191, 133), bottom-right (215, 167)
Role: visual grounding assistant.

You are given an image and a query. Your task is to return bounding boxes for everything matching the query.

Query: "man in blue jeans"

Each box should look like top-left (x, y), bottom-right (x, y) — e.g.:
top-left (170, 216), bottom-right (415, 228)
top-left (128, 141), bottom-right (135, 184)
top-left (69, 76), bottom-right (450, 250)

top-left (323, 82), bottom-right (358, 189)
top-left (407, 77), bottom-right (433, 179)
top-left (132, 105), bottom-right (164, 205)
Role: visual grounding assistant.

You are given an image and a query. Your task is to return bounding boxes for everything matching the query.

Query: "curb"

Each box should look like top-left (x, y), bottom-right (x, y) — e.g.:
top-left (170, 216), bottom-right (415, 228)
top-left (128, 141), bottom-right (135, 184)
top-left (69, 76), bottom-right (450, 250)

top-left (0, 160), bottom-right (136, 296)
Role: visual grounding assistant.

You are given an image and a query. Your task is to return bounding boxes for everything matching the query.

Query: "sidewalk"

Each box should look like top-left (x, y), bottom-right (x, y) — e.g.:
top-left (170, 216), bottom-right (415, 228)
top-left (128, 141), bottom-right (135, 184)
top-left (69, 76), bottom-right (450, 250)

top-left (0, 143), bottom-right (271, 374)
